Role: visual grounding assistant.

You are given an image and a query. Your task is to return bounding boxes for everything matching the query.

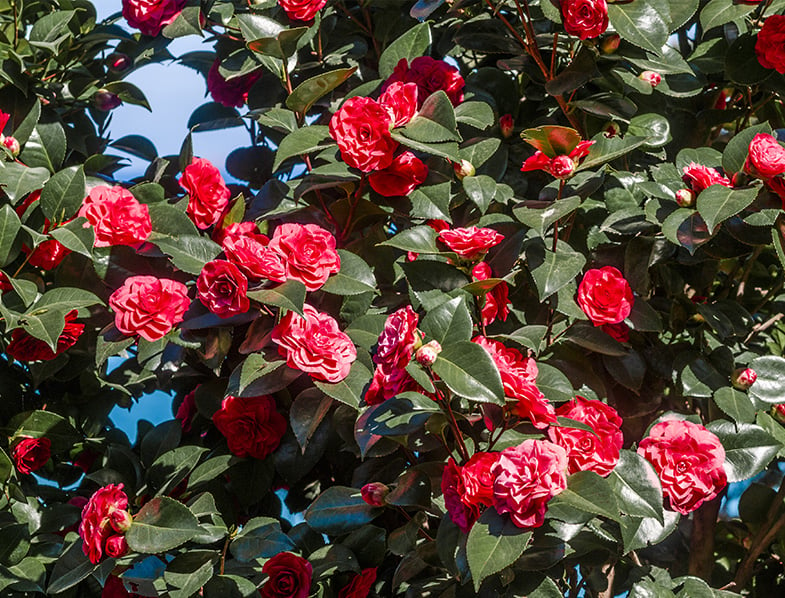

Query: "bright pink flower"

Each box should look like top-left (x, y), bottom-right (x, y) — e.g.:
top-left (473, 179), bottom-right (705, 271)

top-left (196, 259), bottom-right (250, 318)
top-left (361, 483), bottom-right (389, 506)
top-left (329, 97), bottom-right (398, 172)
top-left (268, 223), bottom-right (341, 291)
top-left (379, 82), bottom-right (419, 127)
top-left (366, 306), bottom-right (419, 405)
top-left (109, 276), bottom-right (190, 342)
top-left (382, 57), bottom-right (465, 107)
top-left (682, 162), bottom-right (731, 193)
top-left (745, 133), bottom-right (785, 179)
top-left (368, 151), bottom-right (428, 197)
top-left (223, 234), bottom-right (287, 283)
top-left (561, 0), bottom-right (608, 40)
top-left (438, 226), bottom-right (504, 259)
top-left (442, 458), bottom-right (479, 532)
top-left (472, 262), bottom-right (510, 326)
top-left (79, 484), bottom-right (131, 564)
top-left (180, 157), bottom-right (231, 230)
top-left (7, 310), bottom-right (84, 362)
top-left (122, 0), bottom-right (186, 36)
top-left (521, 140), bottom-right (594, 179)
top-left (756, 15), bottom-right (785, 74)
top-left (278, 0), bottom-right (327, 21)
top-left (78, 186), bottom-right (151, 247)
top-left (577, 266), bottom-right (634, 326)
top-left (460, 452), bottom-right (499, 509)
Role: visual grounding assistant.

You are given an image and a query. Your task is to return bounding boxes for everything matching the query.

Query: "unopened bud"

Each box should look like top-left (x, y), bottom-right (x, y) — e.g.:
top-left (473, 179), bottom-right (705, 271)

top-left (499, 114), bottom-right (514, 139)
top-left (107, 52), bottom-right (131, 74)
top-left (550, 154), bottom-right (575, 179)
top-left (361, 482), bottom-right (389, 507)
top-left (415, 340), bottom-right (442, 366)
top-left (600, 34), bottom-right (621, 54)
top-left (675, 188), bottom-right (695, 207)
top-left (732, 367), bottom-right (757, 390)
top-left (105, 534), bottom-right (129, 559)
top-left (94, 89), bottom-right (122, 112)
top-left (773, 403), bottom-right (785, 423)
top-left (453, 159), bottom-right (475, 180)
top-left (2, 136), bottom-right (19, 157)
top-left (603, 121), bottom-right (621, 138)
top-left (639, 70), bottom-right (662, 87)
top-left (110, 509), bottom-right (133, 533)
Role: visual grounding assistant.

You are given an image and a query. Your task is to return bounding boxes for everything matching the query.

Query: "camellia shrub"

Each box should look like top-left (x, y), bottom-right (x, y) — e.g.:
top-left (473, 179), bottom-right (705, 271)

top-left (7, 0), bottom-right (785, 595)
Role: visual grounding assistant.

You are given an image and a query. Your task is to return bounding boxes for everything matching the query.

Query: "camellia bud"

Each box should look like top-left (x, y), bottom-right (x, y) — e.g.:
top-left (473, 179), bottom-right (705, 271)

top-left (675, 188), bottom-right (695, 207)
top-left (639, 70), bottom-right (662, 87)
top-left (361, 482), bottom-right (389, 507)
top-left (603, 121), bottom-right (621, 138)
top-left (550, 154), bottom-right (575, 179)
top-left (107, 52), bottom-right (131, 74)
top-left (415, 340), bottom-right (442, 366)
top-left (732, 367), bottom-right (757, 390)
top-left (2, 136), bottom-right (20, 157)
top-left (453, 159), bottom-right (475, 180)
top-left (600, 34), bottom-right (621, 54)
top-left (94, 89), bottom-right (122, 112)
top-left (110, 509), bottom-right (133, 533)
top-left (105, 534), bottom-right (129, 559)
top-left (499, 114), bottom-right (514, 138)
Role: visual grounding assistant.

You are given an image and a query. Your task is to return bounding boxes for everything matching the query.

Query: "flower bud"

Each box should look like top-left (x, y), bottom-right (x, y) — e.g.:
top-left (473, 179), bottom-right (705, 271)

top-left (603, 121), bottom-right (621, 138)
top-left (105, 534), bottom-right (128, 559)
top-left (110, 509), bottom-right (133, 533)
top-left (675, 188), bottom-right (695, 207)
top-left (415, 340), bottom-right (442, 366)
top-left (773, 403), bottom-right (785, 423)
top-left (639, 70), bottom-right (662, 87)
top-left (453, 159), bottom-right (475, 180)
top-left (550, 154), bottom-right (575, 179)
top-left (499, 114), bottom-right (514, 138)
top-left (94, 89), bottom-right (122, 112)
top-left (732, 367), bottom-right (757, 390)
top-left (600, 34), bottom-right (621, 54)
top-left (2, 136), bottom-right (20, 157)
top-left (361, 482), bottom-right (389, 507)
top-left (107, 52), bottom-right (131, 74)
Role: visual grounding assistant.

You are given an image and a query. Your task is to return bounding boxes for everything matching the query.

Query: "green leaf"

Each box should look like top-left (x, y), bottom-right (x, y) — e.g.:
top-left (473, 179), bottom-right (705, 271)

top-left (463, 175), bottom-right (498, 213)
top-left (230, 517), bottom-right (295, 561)
top-left (149, 445), bottom-right (208, 495)
top-left (514, 196), bottom-right (582, 236)
top-left (550, 471), bottom-right (621, 522)
top-left (364, 392), bottom-right (440, 436)
top-left (0, 163), bottom-right (49, 204)
top-left (455, 102), bottom-right (495, 130)
top-left (49, 217), bottom-right (94, 257)
top-left (126, 497), bottom-right (201, 553)
top-left (380, 225), bottom-right (440, 253)
top-left (287, 68), bottom-right (357, 114)
top-left (39, 166), bottom-right (85, 224)
top-left (111, 135), bottom-right (158, 161)
top-left (27, 287), bottom-right (102, 314)
top-left (421, 296), bottom-right (473, 346)
top-left (608, 0), bottom-right (670, 55)
top-left (628, 113), bottom-right (672, 149)
top-left (725, 34), bottom-right (772, 85)
top-left (723, 123), bottom-right (772, 175)
top-left (620, 511), bottom-right (680, 553)
top-left (148, 233), bottom-right (222, 276)
top-left (577, 134), bottom-right (648, 172)
top-left (273, 125), bottom-right (333, 171)
top-left (391, 133), bottom-right (461, 162)
top-left (378, 22), bottom-right (431, 79)
top-left (46, 541), bottom-right (99, 595)
top-left (187, 102), bottom-right (242, 132)
top-left (522, 126), bottom-right (582, 158)
top-left (707, 420), bottom-right (782, 483)
top-left (322, 250), bottom-right (376, 295)
top-left (529, 246), bottom-right (586, 301)
top-left (466, 509), bottom-right (532, 591)
top-left (607, 450), bottom-right (664, 523)
top-left (164, 551), bottom-right (218, 598)
top-left (432, 341), bottom-right (505, 404)
top-left (304, 486), bottom-right (382, 535)
top-left (536, 363), bottom-right (575, 402)
top-left (148, 203), bottom-right (199, 236)
top-left (700, 0), bottom-right (756, 32)
top-left (397, 91), bottom-right (460, 143)
top-left (564, 322), bottom-right (627, 356)
top-left (19, 123), bottom-right (65, 172)
top-left (497, 325), bottom-right (548, 353)
top-left (104, 81), bottom-right (152, 111)
top-left (749, 355), bottom-right (785, 404)
top-left (0, 204), bottom-right (21, 267)
top-left (314, 360), bottom-right (371, 409)
top-left (696, 185), bottom-right (758, 232)
top-left (713, 387), bottom-right (756, 424)
top-left (12, 410), bottom-right (79, 454)
top-left (386, 469), bottom-right (431, 507)
top-left (247, 280), bottom-right (306, 317)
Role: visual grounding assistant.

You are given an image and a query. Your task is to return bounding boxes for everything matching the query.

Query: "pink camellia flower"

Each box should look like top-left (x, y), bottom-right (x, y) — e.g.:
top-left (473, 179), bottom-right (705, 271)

top-left (260, 552), bottom-right (312, 598)
top-left (223, 234), bottom-right (287, 283)
top-left (213, 221), bottom-right (267, 246)
top-left (460, 452), bottom-right (499, 509)
top-left (415, 340), bottom-right (441, 367)
top-left (382, 57), bottom-right (464, 107)
top-left (492, 439), bottom-right (568, 528)
top-left (745, 133), bottom-right (785, 179)
top-left (79, 484), bottom-right (132, 564)
top-left (78, 186), bottom-right (152, 248)
top-left (122, 0), bottom-right (187, 36)
top-left (109, 276), bottom-right (190, 342)
top-left (681, 162), bottom-right (731, 194)
top-left (207, 59), bottom-right (262, 108)
top-left (732, 367), bottom-right (758, 390)
top-left (180, 157), bottom-right (231, 230)
top-left (272, 304), bottom-right (357, 383)
top-left (561, 0), bottom-right (608, 40)
top-left (638, 419), bottom-right (727, 515)
top-left (438, 226), bottom-right (504, 259)
top-left (196, 259), bottom-right (250, 318)
top-left (7, 309), bottom-right (85, 362)
top-left (212, 395), bottom-right (287, 459)
top-left (12, 437), bottom-right (51, 474)
top-left (368, 151), bottom-right (429, 197)
top-left (500, 114), bottom-right (514, 138)
top-left (756, 15), bottom-right (785, 74)
top-left (329, 97), bottom-right (398, 172)
top-left (507, 374), bottom-right (558, 429)
top-left (639, 71), bottom-right (662, 87)
top-left (442, 458), bottom-right (480, 532)
top-left (472, 261), bottom-right (511, 326)
top-left (278, 0), bottom-right (327, 21)
top-left (577, 266), bottom-right (634, 326)
top-left (268, 223), bottom-right (341, 291)
top-left (521, 140), bottom-right (594, 180)
top-left (338, 568), bottom-right (378, 598)
top-left (379, 81), bottom-right (419, 128)
top-left (366, 306), bottom-right (420, 405)
top-left (361, 483), bottom-right (390, 507)
top-left (548, 397), bottom-right (623, 476)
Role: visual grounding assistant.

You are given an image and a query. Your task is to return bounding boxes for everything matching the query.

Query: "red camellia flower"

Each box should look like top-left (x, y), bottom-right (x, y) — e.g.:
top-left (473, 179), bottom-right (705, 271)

top-left (109, 276), bottom-right (190, 342)
top-left (214, 221), bottom-right (267, 246)
top-left (339, 568), bottom-right (378, 598)
top-left (196, 259), bottom-right (250, 318)
top-left (366, 306), bottom-right (420, 405)
top-left (278, 0), bottom-right (327, 21)
top-left (577, 266), bottom-right (634, 326)
top-left (0, 270), bottom-right (12, 294)
top-left (6, 309), bottom-right (84, 362)
top-left (102, 575), bottom-right (137, 598)
top-left (268, 223), bottom-right (341, 291)
top-left (330, 97), bottom-right (398, 172)
top-left (442, 458), bottom-right (479, 532)
top-left (368, 151), bottom-right (429, 197)
top-left (212, 395), bottom-right (287, 459)
top-left (460, 452), bottom-right (499, 509)
top-left (223, 235), bottom-right (287, 283)
top-left (521, 140), bottom-right (594, 179)
top-left (79, 484), bottom-right (132, 564)
top-left (207, 59), bottom-right (262, 108)
top-left (500, 114), bottom-right (514, 138)
top-left (561, 0), bottom-right (609, 40)
top-left (732, 367), bottom-right (758, 390)
top-left (122, 0), bottom-right (186, 36)
top-left (681, 162), bottom-right (731, 194)
top-left (548, 397), bottom-right (623, 476)
top-left (260, 552), bottom-right (312, 598)
top-left (78, 186), bottom-right (152, 248)
top-left (382, 57), bottom-right (465, 107)
top-left (637, 419), bottom-right (728, 515)
top-left (379, 82), bottom-right (419, 127)
top-left (175, 388), bottom-right (197, 433)
top-left (272, 304), bottom-right (357, 383)
top-left (602, 322), bottom-right (630, 343)
top-left (180, 157), bottom-right (231, 230)
top-left (105, 535), bottom-right (129, 559)
top-left (12, 437), bottom-right (51, 474)
top-left (745, 133), bottom-right (785, 179)
top-left (26, 238), bottom-right (70, 270)
top-left (472, 262), bottom-right (510, 326)
top-left (360, 482), bottom-right (389, 506)
top-left (438, 226), bottom-right (504, 259)
top-left (492, 439), bottom-right (568, 528)
top-left (756, 15), bottom-right (785, 74)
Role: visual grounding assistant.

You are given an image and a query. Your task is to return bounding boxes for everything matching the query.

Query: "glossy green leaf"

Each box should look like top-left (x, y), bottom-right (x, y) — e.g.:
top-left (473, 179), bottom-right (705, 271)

top-left (713, 387), bottom-right (756, 424)
top-left (314, 360), bottom-right (371, 409)
top-left (696, 185), bottom-right (758, 232)
top-left (521, 126), bottom-right (581, 158)
top-left (39, 166), bottom-right (85, 224)
top-left (529, 247), bottom-right (586, 301)
top-left (549, 471), bottom-right (621, 522)
top-left (708, 420), bottom-right (782, 483)
top-left (0, 204), bottom-right (21, 267)
top-left (722, 122), bottom-right (772, 175)
top-left (467, 509), bottom-right (532, 591)
top-left (608, 449), bottom-right (664, 523)
top-left (321, 250), bottom-right (376, 295)
top-left (304, 486), bottom-right (382, 536)
top-left (748, 355), bottom-right (785, 404)
top-left (49, 217), bottom-right (94, 257)
top-left (247, 280), bottom-right (307, 317)
top-left (420, 296), bottom-right (473, 346)
top-left (700, 0), bottom-right (756, 32)
top-left (273, 125), bottom-right (333, 171)
top-left (287, 68), bottom-right (357, 114)
top-left (608, 0), bottom-right (670, 54)
top-left (126, 497), bottom-right (201, 553)
top-left (378, 22), bottom-right (431, 79)
top-left (432, 341), bottom-right (505, 404)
